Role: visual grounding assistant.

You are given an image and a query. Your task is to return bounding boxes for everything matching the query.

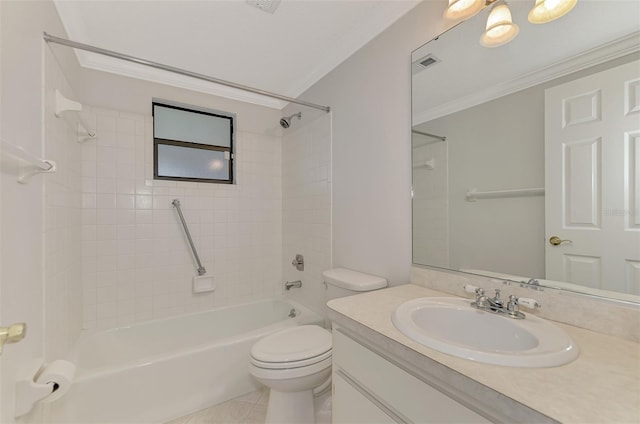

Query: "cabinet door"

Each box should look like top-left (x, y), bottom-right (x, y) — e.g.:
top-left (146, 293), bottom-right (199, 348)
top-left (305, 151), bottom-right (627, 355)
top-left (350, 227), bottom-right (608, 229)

top-left (333, 372), bottom-right (399, 424)
top-left (333, 329), bottom-right (490, 423)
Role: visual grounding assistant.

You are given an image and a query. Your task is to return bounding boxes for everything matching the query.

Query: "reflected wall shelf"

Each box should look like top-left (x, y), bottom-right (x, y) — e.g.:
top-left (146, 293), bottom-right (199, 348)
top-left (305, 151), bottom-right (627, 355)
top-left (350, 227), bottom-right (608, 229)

top-left (412, 159), bottom-right (435, 170)
top-left (466, 187), bottom-right (544, 202)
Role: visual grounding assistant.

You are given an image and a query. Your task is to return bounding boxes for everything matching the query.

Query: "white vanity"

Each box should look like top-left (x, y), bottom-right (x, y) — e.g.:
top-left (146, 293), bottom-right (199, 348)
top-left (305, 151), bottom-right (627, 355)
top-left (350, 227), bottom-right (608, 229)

top-left (332, 327), bottom-right (491, 423)
top-left (327, 284), bottom-right (640, 423)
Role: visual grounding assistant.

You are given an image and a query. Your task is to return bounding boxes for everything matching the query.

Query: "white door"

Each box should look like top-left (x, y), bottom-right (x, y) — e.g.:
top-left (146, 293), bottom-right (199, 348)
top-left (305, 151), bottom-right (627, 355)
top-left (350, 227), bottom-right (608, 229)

top-left (545, 59), bottom-right (640, 293)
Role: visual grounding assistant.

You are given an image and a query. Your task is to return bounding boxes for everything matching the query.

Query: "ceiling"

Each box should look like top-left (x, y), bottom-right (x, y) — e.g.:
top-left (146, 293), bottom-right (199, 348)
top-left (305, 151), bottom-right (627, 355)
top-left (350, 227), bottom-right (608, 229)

top-left (412, 0), bottom-right (640, 123)
top-left (53, 0), bottom-right (421, 109)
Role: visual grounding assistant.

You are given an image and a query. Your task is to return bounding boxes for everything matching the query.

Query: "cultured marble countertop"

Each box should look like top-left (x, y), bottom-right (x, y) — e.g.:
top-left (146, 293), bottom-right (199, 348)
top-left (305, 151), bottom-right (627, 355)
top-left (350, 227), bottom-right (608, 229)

top-left (327, 284), bottom-right (640, 424)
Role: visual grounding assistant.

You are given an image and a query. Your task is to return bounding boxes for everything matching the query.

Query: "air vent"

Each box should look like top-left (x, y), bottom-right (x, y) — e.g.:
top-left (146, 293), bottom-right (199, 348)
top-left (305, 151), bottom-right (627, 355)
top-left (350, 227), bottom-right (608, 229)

top-left (412, 54), bottom-right (441, 75)
top-left (246, 0), bottom-right (282, 14)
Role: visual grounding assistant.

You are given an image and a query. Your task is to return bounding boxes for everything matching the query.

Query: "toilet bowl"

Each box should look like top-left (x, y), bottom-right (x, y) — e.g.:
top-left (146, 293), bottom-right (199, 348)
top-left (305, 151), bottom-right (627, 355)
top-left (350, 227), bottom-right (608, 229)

top-left (249, 325), bottom-right (332, 424)
top-left (249, 268), bottom-right (388, 423)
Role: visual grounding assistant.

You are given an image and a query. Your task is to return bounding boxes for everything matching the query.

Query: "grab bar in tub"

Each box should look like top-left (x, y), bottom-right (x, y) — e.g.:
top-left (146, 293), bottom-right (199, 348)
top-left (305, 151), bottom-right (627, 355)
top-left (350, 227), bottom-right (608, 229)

top-left (172, 199), bottom-right (206, 276)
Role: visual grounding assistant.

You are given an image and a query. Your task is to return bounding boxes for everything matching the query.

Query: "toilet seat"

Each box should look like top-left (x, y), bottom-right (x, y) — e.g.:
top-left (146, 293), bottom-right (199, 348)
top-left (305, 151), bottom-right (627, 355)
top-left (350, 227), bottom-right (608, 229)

top-left (251, 348), bottom-right (332, 370)
top-left (249, 355), bottom-right (332, 381)
top-left (250, 325), bottom-right (332, 370)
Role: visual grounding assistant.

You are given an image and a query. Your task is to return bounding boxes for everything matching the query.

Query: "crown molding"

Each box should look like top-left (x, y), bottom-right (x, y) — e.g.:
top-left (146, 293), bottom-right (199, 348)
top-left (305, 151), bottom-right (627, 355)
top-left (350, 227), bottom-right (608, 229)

top-left (413, 32), bottom-right (640, 125)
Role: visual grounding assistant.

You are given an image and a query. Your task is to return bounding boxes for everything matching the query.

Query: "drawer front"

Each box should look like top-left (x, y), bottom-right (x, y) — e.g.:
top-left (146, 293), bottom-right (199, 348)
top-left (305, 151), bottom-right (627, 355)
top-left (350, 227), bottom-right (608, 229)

top-left (333, 371), bottom-right (399, 424)
top-left (332, 329), bottom-right (490, 424)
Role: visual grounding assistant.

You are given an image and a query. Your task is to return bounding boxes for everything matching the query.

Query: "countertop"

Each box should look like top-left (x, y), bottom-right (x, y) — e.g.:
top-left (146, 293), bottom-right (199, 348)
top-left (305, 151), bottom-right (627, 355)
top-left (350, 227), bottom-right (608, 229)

top-left (327, 284), bottom-right (640, 423)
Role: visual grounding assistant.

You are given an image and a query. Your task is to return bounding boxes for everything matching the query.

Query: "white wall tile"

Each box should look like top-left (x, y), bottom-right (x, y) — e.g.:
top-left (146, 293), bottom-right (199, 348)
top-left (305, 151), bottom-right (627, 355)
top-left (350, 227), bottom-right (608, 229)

top-left (42, 47), bottom-right (83, 360)
top-left (81, 107), bottom-right (283, 329)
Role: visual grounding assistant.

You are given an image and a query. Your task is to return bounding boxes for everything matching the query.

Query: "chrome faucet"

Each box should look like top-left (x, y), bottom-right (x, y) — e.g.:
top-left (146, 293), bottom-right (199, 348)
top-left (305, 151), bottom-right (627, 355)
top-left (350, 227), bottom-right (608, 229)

top-left (487, 288), bottom-right (503, 309)
top-left (471, 288), bottom-right (503, 311)
top-left (464, 285), bottom-right (540, 320)
top-left (284, 280), bottom-right (302, 290)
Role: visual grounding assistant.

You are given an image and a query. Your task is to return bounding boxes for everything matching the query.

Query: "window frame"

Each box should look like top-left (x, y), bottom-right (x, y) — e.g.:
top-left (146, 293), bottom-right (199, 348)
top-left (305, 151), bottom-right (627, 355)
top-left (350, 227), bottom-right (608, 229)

top-left (152, 101), bottom-right (235, 184)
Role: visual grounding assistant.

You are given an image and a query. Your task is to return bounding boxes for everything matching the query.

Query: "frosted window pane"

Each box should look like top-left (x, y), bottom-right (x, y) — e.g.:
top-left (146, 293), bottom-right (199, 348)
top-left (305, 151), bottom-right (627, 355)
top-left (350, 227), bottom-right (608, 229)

top-left (154, 105), bottom-right (231, 147)
top-left (157, 144), bottom-right (230, 180)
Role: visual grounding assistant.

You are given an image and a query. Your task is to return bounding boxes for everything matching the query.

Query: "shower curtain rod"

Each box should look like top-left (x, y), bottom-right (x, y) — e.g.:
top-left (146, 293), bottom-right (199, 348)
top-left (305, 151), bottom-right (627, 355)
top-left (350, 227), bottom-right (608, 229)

top-left (43, 32), bottom-right (331, 113)
top-left (412, 129), bottom-right (446, 141)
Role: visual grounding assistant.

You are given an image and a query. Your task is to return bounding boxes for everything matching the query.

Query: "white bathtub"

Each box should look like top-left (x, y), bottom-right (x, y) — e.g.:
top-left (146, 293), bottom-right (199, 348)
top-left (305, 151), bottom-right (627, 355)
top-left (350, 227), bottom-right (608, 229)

top-left (46, 298), bottom-right (323, 424)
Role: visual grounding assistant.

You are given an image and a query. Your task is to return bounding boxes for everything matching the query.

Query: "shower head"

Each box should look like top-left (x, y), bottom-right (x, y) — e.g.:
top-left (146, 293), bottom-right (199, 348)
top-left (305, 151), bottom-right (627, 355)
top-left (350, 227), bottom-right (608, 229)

top-left (279, 112), bottom-right (302, 129)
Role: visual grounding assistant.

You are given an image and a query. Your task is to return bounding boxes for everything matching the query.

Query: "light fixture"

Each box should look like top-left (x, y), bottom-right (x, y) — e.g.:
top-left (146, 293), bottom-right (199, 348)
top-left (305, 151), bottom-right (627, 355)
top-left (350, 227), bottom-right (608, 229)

top-left (444, 0), bottom-right (486, 21)
top-left (480, 1), bottom-right (520, 48)
top-left (443, 0), bottom-right (578, 49)
top-left (528, 0), bottom-right (578, 24)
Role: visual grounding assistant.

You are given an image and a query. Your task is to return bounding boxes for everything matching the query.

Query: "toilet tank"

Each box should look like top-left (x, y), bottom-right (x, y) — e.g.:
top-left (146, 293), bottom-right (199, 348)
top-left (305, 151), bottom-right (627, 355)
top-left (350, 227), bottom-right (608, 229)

top-left (323, 268), bottom-right (388, 301)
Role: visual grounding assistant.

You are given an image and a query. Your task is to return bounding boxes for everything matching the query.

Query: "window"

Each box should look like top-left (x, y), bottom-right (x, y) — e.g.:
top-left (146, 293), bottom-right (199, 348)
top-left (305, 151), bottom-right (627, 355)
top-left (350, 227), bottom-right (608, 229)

top-left (153, 101), bottom-right (235, 184)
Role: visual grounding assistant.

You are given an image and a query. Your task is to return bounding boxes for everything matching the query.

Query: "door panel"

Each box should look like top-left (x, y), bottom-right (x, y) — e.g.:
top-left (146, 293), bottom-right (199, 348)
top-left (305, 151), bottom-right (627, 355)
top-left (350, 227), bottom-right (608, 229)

top-left (562, 89), bottom-right (601, 127)
top-left (563, 255), bottom-right (601, 289)
top-left (625, 260), bottom-right (640, 295)
top-left (626, 131), bottom-right (640, 229)
top-left (563, 138), bottom-right (601, 227)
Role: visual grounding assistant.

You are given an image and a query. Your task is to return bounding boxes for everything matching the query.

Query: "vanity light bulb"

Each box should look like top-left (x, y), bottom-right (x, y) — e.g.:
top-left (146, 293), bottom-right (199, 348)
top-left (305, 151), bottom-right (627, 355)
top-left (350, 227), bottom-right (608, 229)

top-left (444, 0), bottom-right (485, 21)
top-left (528, 0), bottom-right (578, 24)
top-left (480, 3), bottom-right (520, 48)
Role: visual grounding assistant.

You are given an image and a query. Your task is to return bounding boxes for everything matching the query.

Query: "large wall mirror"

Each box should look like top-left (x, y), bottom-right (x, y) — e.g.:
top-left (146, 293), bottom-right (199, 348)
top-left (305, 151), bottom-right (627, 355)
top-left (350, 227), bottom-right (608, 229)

top-left (411, 1), bottom-right (640, 303)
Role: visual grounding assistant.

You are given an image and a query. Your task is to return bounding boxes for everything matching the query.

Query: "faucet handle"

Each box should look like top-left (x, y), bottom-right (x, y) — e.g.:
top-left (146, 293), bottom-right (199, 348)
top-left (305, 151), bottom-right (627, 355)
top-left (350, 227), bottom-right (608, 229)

top-left (507, 295), bottom-right (540, 310)
top-left (463, 284), bottom-right (483, 295)
top-left (517, 297), bottom-right (541, 309)
top-left (491, 288), bottom-right (503, 306)
top-left (463, 284), bottom-right (478, 294)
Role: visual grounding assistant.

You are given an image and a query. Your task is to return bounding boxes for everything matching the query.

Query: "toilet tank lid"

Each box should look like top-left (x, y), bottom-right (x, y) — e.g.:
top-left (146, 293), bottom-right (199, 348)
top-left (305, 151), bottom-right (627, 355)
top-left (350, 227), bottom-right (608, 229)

top-left (322, 268), bottom-right (387, 291)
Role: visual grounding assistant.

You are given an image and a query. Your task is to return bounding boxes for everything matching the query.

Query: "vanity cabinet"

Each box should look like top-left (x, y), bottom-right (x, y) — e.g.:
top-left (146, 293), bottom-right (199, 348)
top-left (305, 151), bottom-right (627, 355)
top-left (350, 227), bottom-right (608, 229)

top-left (332, 328), bottom-right (490, 424)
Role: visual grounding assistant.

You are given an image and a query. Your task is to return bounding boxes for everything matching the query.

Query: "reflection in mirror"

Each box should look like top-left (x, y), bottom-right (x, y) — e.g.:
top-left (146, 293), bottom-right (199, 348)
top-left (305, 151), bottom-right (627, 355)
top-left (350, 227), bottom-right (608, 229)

top-left (411, 1), bottom-right (640, 303)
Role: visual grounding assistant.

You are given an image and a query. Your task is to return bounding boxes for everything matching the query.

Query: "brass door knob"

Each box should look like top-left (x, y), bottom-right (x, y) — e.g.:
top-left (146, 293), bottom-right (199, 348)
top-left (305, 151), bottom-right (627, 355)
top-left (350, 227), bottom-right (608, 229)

top-left (549, 236), bottom-right (572, 246)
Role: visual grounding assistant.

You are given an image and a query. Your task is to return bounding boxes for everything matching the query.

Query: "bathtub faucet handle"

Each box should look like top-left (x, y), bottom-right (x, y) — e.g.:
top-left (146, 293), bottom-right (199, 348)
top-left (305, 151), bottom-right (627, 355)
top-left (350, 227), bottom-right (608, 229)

top-left (291, 254), bottom-right (304, 271)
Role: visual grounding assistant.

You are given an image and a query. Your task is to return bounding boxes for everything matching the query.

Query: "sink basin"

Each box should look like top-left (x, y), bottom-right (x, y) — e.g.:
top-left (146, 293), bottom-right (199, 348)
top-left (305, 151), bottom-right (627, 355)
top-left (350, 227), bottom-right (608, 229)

top-left (392, 297), bottom-right (579, 367)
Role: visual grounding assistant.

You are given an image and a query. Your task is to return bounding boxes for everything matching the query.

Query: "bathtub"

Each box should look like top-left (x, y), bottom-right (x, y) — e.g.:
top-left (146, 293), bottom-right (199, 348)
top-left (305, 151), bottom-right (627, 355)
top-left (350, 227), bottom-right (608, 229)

top-left (45, 298), bottom-right (323, 424)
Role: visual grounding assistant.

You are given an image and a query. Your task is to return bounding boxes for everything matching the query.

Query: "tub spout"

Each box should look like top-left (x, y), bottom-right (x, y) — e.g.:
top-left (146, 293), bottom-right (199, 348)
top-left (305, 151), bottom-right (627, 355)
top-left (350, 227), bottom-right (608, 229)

top-left (284, 280), bottom-right (302, 290)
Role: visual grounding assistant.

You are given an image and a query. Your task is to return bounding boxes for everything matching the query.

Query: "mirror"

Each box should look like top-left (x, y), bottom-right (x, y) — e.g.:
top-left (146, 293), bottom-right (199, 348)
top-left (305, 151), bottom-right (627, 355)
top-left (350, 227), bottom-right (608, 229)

top-left (411, 1), bottom-right (640, 302)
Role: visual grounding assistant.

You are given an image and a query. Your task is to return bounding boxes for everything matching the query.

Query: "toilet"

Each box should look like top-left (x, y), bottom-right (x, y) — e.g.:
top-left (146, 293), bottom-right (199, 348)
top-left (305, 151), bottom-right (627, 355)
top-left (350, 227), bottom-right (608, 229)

top-left (249, 268), bottom-right (387, 424)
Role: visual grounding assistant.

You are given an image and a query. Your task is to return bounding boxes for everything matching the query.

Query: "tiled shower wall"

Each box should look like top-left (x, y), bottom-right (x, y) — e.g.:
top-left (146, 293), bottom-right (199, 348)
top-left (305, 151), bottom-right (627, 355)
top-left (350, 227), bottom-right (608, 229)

top-left (43, 47), bottom-right (83, 359)
top-left (81, 107), bottom-right (283, 330)
top-left (411, 134), bottom-right (448, 268)
top-left (281, 113), bottom-right (332, 316)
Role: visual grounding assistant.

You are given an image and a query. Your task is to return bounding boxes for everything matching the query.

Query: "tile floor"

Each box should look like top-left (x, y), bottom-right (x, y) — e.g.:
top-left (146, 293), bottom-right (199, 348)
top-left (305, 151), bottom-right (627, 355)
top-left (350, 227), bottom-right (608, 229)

top-left (165, 389), bottom-right (268, 424)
